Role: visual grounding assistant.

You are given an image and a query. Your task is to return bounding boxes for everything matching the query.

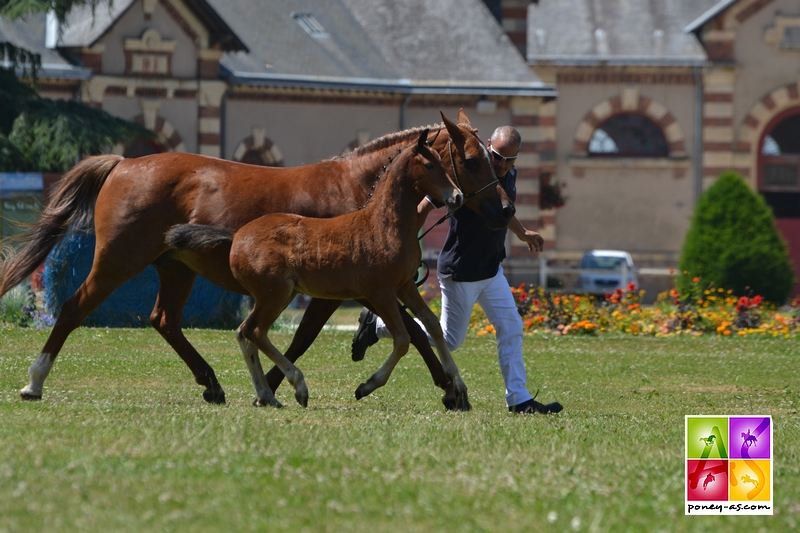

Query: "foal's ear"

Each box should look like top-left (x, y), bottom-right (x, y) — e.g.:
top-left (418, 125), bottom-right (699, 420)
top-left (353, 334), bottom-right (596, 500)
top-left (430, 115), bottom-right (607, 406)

top-left (417, 128), bottom-right (430, 152)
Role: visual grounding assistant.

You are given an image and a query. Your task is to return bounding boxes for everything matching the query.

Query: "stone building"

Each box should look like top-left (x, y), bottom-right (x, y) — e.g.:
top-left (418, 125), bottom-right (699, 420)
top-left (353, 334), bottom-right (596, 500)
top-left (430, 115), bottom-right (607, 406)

top-left (2, 0), bottom-right (798, 302)
top-left (526, 0), bottom-right (799, 297)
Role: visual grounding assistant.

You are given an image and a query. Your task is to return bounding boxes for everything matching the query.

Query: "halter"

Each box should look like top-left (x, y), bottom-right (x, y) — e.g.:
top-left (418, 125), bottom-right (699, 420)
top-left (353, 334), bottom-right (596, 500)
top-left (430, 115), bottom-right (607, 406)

top-left (418, 138), bottom-right (500, 241)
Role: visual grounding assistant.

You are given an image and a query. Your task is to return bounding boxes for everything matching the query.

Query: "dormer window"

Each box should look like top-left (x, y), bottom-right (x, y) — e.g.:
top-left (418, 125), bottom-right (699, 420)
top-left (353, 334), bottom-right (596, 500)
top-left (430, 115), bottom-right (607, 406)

top-left (123, 29), bottom-right (176, 76)
top-left (292, 13), bottom-right (328, 38)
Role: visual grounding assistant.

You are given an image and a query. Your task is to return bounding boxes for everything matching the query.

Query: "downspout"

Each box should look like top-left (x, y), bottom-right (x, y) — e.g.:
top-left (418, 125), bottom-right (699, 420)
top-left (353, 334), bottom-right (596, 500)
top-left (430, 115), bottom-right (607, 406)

top-left (220, 87), bottom-right (230, 159)
top-left (693, 65), bottom-right (704, 206)
top-left (400, 94), bottom-right (412, 130)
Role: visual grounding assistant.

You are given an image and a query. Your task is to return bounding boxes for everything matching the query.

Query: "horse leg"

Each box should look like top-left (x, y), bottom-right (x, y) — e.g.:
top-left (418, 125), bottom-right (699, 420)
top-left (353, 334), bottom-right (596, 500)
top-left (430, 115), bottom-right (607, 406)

top-left (236, 331), bottom-right (282, 408)
top-left (20, 268), bottom-right (128, 400)
top-left (151, 262), bottom-right (226, 404)
top-left (397, 280), bottom-right (469, 409)
top-left (238, 301), bottom-right (309, 408)
top-left (265, 297), bottom-right (343, 393)
top-left (354, 297), bottom-right (410, 400)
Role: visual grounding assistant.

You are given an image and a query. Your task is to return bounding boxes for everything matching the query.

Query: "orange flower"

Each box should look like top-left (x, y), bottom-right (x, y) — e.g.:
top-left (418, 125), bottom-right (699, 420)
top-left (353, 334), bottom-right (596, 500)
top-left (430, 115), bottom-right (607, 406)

top-left (692, 276), bottom-right (700, 283)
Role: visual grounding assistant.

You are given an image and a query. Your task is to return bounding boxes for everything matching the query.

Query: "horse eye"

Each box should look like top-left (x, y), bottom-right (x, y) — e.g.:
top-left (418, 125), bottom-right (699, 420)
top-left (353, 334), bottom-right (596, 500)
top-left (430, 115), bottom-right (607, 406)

top-left (463, 158), bottom-right (479, 171)
top-left (424, 162), bottom-right (435, 169)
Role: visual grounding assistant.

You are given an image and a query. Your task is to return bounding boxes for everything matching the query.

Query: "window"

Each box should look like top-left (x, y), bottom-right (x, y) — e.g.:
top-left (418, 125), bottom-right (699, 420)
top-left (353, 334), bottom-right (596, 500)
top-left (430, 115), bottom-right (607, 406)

top-left (292, 13), bottom-right (328, 38)
top-left (588, 113), bottom-right (668, 157)
top-left (761, 113), bottom-right (800, 192)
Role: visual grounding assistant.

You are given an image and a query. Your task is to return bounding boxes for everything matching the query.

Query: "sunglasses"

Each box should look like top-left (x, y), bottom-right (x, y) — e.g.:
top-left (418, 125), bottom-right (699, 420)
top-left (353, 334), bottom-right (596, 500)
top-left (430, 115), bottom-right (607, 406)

top-left (490, 147), bottom-right (518, 164)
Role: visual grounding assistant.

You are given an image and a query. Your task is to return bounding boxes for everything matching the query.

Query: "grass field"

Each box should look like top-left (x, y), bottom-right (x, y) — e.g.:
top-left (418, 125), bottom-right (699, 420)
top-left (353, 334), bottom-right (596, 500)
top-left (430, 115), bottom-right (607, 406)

top-left (0, 327), bottom-right (797, 532)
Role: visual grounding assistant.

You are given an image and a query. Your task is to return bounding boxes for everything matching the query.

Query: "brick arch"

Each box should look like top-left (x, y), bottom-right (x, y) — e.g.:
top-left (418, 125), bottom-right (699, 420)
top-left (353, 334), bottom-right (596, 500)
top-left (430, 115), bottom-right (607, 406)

top-left (737, 83), bottom-right (800, 157)
top-left (112, 114), bottom-right (186, 155)
top-left (232, 132), bottom-right (284, 167)
top-left (572, 94), bottom-right (686, 156)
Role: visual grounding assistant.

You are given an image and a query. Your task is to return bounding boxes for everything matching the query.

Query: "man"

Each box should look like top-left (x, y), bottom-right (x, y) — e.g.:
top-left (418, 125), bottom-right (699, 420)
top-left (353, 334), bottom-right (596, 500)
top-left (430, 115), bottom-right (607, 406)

top-left (352, 126), bottom-right (563, 415)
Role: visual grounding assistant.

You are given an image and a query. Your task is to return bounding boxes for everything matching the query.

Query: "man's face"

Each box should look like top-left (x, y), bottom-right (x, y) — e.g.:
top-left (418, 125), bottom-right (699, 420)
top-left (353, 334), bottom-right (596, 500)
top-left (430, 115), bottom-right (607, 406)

top-left (487, 138), bottom-right (520, 178)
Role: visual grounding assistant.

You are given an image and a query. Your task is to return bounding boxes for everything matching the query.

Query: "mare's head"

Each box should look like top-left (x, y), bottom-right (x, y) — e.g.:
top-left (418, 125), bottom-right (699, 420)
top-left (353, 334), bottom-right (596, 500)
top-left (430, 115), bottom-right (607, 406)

top-left (398, 129), bottom-right (463, 213)
top-left (433, 110), bottom-right (516, 229)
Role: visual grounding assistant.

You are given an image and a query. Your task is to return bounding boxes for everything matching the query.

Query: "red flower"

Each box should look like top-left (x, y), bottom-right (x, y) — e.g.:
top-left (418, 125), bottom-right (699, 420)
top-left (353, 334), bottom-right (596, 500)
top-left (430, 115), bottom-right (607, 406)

top-left (751, 295), bottom-right (762, 307)
top-left (737, 296), bottom-right (749, 313)
top-left (626, 281), bottom-right (637, 292)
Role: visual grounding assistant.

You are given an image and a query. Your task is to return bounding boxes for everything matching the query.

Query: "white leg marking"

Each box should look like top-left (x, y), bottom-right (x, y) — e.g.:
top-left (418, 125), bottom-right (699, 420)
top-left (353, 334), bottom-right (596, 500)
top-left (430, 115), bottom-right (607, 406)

top-left (20, 352), bottom-right (54, 397)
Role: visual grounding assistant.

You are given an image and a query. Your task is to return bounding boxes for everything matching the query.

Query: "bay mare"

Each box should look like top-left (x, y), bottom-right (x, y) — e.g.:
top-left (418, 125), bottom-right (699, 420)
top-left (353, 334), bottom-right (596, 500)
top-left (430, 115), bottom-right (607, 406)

top-left (0, 110), bottom-right (513, 409)
top-left (165, 131), bottom-right (467, 408)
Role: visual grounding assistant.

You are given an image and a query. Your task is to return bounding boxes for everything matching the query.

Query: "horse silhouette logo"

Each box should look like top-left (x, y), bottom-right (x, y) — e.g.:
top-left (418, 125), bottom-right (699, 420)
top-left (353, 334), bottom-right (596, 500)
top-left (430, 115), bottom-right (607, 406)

top-left (741, 429), bottom-right (758, 448)
top-left (699, 435), bottom-right (716, 446)
top-left (703, 473), bottom-right (716, 490)
top-left (741, 474), bottom-right (758, 488)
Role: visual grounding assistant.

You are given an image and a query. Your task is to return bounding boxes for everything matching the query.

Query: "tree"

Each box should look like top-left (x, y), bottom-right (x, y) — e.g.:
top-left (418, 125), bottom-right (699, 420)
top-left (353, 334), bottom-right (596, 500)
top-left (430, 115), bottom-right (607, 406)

top-left (0, 1), bottom-right (107, 23)
top-left (677, 171), bottom-right (795, 304)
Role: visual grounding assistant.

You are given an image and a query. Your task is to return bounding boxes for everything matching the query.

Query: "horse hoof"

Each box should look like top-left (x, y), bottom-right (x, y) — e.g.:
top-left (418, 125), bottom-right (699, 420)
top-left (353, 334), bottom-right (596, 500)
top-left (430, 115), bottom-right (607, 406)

top-left (442, 396), bottom-right (472, 412)
top-left (253, 397), bottom-right (283, 408)
top-left (441, 392), bottom-right (472, 411)
top-left (355, 384), bottom-right (367, 401)
top-left (20, 391), bottom-right (42, 401)
top-left (295, 391), bottom-right (308, 408)
top-left (202, 388), bottom-right (226, 405)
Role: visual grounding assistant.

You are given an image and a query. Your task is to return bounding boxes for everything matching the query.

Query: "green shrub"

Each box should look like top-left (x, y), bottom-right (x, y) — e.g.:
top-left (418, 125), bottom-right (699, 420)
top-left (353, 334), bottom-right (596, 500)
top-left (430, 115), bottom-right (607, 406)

top-left (677, 171), bottom-right (794, 304)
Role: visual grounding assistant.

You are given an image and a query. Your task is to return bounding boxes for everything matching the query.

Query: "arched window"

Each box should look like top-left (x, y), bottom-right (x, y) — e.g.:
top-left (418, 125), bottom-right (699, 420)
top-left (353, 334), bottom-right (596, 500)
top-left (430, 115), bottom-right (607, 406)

top-left (588, 113), bottom-right (668, 157)
top-left (761, 112), bottom-right (800, 192)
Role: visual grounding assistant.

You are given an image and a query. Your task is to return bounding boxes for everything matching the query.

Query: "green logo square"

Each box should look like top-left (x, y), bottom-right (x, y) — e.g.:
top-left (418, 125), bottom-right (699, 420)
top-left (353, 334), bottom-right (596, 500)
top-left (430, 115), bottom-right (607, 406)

top-left (686, 416), bottom-right (729, 459)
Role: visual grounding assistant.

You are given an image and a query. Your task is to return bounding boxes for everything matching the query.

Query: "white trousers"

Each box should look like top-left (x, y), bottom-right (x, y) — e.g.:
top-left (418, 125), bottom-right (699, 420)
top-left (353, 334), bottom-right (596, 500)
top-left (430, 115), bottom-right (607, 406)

top-left (376, 265), bottom-right (532, 407)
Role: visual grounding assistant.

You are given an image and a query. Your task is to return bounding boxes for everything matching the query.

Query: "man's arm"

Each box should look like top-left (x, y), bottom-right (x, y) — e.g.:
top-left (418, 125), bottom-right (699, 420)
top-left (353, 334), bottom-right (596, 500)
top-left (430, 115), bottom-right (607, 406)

top-left (508, 215), bottom-right (544, 252)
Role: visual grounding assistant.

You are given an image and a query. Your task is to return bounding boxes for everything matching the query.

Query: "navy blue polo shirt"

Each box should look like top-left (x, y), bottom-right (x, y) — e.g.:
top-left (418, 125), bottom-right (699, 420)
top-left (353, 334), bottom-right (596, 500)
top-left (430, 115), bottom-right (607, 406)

top-left (435, 166), bottom-right (517, 282)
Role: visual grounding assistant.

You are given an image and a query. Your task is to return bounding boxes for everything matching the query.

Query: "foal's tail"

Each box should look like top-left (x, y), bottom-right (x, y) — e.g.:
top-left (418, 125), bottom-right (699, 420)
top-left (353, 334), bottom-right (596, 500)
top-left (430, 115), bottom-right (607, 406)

top-left (0, 154), bottom-right (124, 297)
top-left (165, 224), bottom-right (234, 251)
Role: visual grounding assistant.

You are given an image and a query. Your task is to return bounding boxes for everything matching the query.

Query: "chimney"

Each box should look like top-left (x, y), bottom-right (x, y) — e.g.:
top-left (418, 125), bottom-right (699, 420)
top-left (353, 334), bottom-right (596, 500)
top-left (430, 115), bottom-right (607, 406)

top-left (484, 0), bottom-right (537, 58)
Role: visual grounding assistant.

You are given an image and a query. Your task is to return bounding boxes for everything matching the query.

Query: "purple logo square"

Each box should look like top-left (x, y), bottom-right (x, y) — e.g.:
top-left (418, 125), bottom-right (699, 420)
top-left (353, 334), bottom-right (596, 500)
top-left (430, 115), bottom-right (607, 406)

top-left (729, 417), bottom-right (770, 459)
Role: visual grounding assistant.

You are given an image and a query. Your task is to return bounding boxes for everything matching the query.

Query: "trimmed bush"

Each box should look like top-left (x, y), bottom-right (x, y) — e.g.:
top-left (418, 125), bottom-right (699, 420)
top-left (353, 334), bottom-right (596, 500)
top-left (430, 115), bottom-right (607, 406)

top-left (44, 230), bottom-right (245, 328)
top-left (677, 171), bottom-right (794, 304)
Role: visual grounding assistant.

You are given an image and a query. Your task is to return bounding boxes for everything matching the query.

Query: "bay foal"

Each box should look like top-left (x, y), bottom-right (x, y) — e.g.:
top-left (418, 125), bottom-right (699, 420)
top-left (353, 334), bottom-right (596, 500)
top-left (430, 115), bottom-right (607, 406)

top-left (166, 131), bottom-right (467, 407)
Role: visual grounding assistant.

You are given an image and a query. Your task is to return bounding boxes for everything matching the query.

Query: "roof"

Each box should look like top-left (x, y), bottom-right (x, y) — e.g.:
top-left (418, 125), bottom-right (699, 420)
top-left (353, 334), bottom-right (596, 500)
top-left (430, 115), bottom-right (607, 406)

top-left (528, 0), bottom-right (721, 66)
top-left (58, 0), bottom-right (246, 51)
top-left (216, 0), bottom-right (551, 95)
top-left (0, 13), bottom-right (90, 78)
top-left (2, 0), bottom-right (552, 95)
top-left (684, 0), bottom-right (738, 35)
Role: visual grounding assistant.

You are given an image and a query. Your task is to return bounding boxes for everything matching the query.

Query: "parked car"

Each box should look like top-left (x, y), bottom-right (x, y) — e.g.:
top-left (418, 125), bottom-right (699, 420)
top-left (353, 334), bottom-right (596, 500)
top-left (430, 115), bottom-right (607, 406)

top-left (577, 250), bottom-right (638, 295)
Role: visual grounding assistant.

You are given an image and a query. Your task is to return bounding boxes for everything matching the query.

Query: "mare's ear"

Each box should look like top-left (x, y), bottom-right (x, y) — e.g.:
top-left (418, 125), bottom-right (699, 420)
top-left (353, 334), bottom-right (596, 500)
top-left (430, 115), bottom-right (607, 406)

top-left (440, 112), bottom-right (464, 144)
top-left (456, 108), bottom-right (472, 127)
top-left (417, 128), bottom-right (430, 153)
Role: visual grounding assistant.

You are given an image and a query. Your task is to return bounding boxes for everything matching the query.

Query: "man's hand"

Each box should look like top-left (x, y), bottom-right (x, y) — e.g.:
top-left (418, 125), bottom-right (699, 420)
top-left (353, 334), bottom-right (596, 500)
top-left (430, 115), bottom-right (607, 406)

top-left (509, 216), bottom-right (544, 252)
top-left (520, 230), bottom-right (544, 252)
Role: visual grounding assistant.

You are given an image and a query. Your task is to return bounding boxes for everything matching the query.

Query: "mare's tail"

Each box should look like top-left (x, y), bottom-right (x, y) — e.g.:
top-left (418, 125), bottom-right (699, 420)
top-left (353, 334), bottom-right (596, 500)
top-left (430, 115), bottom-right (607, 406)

top-left (165, 224), bottom-right (234, 251)
top-left (0, 155), bottom-right (124, 297)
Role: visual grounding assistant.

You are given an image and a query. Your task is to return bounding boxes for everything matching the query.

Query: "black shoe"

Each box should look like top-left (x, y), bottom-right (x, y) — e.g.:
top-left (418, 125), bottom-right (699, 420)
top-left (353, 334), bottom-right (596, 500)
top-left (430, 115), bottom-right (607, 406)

top-left (351, 308), bottom-right (378, 361)
top-left (509, 391), bottom-right (563, 414)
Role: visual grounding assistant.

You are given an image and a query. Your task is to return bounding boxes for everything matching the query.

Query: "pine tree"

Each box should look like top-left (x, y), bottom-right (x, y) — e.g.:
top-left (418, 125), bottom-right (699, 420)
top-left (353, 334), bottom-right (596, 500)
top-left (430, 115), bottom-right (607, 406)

top-left (677, 171), bottom-right (795, 304)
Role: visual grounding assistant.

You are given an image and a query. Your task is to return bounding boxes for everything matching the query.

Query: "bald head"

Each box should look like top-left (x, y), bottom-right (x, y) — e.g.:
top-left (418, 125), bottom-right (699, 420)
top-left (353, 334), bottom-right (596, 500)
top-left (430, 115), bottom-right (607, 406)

top-left (487, 126), bottom-right (521, 178)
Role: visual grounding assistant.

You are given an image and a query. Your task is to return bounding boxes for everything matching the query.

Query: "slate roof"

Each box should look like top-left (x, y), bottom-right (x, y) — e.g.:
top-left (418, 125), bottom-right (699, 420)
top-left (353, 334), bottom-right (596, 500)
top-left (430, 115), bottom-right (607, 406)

top-left (215, 0), bottom-right (550, 95)
top-left (0, 13), bottom-right (89, 78)
top-left (527, 0), bottom-right (721, 65)
top-left (4, 0), bottom-right (551, 94)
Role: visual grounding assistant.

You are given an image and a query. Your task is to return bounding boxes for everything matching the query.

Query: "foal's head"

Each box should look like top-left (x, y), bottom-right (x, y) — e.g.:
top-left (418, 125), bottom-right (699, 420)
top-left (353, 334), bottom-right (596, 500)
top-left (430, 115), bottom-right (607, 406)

top-left (400, 130), bottom-right (463, 213)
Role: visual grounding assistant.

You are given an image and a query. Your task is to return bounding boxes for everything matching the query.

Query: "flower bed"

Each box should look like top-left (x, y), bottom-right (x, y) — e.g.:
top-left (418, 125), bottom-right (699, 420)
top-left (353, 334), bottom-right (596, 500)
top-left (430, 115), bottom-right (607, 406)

top-left (469, 276), bottom-right (799, 338)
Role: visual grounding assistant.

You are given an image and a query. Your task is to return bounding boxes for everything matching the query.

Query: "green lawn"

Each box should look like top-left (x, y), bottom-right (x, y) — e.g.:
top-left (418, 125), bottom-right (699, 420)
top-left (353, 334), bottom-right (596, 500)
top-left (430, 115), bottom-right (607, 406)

top-left (0, 328), bottom-right (797, 532)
